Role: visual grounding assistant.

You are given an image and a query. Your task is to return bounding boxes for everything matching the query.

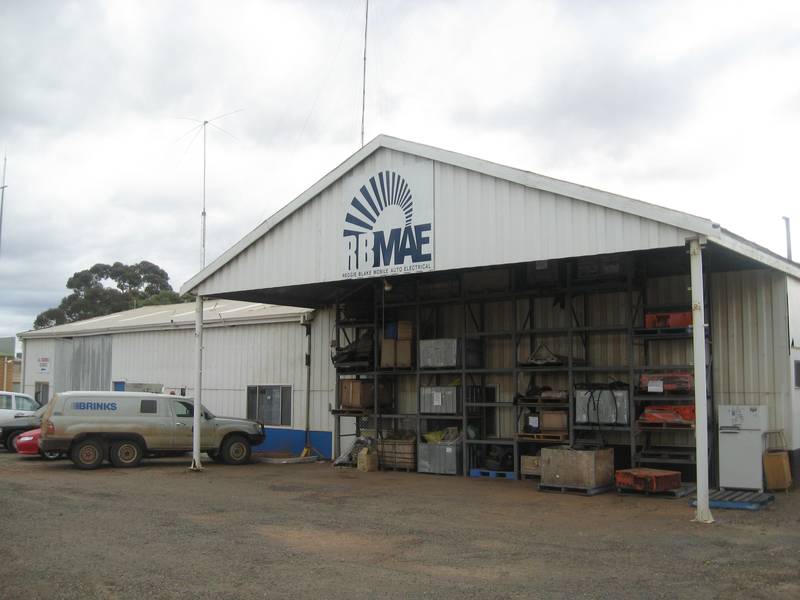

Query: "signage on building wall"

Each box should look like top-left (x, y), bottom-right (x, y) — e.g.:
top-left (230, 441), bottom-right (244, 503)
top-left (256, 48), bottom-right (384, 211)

top-left (341, 162), bottom-right (434, 279)
top-left (37, 357), bottom-right (50, 374)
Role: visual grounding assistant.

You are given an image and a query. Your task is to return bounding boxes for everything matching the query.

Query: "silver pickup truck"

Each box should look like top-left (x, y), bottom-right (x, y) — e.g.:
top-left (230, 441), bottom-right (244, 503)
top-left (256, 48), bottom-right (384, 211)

top-left (40, 391), bottom-right (265, 469)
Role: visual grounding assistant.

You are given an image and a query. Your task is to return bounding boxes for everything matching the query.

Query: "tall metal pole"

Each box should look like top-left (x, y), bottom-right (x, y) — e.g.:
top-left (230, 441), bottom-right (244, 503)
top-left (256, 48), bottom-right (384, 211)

top-left (360, 0), bottom-right (369, 147)
top-left (690, 238), bottom-right (713, 523)
top-left (202, 122), bottom-right (208, 268)
top-left (0, 155), bottom-right (7, 258)
top-left (190, 295), bottom-right (204, 471)
top-left (783, 216), bottom-right (792, 262)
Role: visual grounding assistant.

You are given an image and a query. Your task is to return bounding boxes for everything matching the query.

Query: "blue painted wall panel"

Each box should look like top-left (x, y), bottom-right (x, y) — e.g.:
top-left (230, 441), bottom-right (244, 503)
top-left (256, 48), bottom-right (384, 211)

top-left (253, 428), bottom-right (332, 459)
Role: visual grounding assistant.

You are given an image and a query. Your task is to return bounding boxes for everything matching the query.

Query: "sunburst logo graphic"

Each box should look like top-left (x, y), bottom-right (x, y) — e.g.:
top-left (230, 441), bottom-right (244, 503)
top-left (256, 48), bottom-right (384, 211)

top-left (343, 171), bottom-right (413, 236)
top-left (342, 169), bottom-right (433, 278)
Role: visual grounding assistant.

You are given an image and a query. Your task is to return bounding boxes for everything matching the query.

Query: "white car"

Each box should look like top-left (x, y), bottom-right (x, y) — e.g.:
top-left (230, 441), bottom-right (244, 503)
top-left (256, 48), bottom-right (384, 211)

top-left (0, 392), bottom-right (41, 421)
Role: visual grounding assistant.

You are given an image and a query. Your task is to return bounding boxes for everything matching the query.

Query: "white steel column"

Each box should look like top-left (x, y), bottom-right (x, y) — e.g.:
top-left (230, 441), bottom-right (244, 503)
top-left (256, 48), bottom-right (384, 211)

top-left (190, 295), bottom-right (204, 471)
top-left (689, 238), bottom-right (713, 523)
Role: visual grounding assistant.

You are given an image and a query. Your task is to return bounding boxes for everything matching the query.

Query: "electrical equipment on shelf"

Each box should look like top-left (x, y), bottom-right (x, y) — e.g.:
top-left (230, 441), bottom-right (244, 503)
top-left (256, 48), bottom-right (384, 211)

top-left (574, 384), bottom-right (630, 426)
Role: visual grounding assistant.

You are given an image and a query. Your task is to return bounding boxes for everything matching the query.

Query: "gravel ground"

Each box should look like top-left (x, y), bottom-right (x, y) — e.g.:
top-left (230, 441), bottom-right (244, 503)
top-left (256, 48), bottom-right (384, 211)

top-left (1, 451), bottom-right (798, 600)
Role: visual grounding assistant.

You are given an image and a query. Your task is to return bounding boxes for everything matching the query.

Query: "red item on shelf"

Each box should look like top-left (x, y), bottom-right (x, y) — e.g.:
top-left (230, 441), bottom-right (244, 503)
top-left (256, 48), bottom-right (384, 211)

top-left (640, 405), bottom-right (696, 423)
top-left (644, 311), bottom-right (693, 329)
top-left (639, 372), bottom-right (694, 394)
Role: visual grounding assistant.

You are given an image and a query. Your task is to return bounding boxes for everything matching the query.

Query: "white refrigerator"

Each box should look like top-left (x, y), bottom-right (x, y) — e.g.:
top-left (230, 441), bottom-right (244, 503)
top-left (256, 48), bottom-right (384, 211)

top-left (718, 405), bottom-right (769, 491)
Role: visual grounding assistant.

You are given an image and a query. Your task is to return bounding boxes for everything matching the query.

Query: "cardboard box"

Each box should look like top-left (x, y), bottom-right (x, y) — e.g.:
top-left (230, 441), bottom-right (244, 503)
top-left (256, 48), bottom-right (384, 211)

top-left (396, 321), bottom-right (414, 340)
top-left (339, 380), bottom-right (390, 410)
top-left (380, 339), bottom-right (396, 368)
top-left (540, 410), bottom-right (567, 431)
top-left (357, 448), bottom-right (378, 472)
top-left (396, 339), bottom-right (412, 367)
top-left (520, 455), bottom-right (541, 476)
top-left (763, 450), bottom-right (792, 491)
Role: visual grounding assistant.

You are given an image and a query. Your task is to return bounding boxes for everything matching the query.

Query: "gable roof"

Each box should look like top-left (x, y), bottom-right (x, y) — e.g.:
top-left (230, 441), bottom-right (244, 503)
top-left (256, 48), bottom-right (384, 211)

top-left (181, 135), bottom-right (800, 294)
top-left (18, 300), bottom-right (312, 340)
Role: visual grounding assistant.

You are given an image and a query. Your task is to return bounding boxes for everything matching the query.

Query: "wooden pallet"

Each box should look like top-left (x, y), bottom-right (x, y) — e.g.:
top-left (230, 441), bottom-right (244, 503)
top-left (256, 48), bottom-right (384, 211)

top-left (380, 464), bottom-right (416, 472)
top-left (690, 489), bottom-right (776, 511)
top-left (616, 483), bottom-right (696, 498)
top-left (516, 431), bottom-right (569, 441)
top-left (538, 483), bottom-right (612, 496)
top-left (469, 468), bottom-right (517, 480)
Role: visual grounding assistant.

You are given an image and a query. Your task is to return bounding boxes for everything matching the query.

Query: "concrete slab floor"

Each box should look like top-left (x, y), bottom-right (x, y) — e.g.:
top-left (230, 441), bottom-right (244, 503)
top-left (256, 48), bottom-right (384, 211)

top-left (0, 452), bottom-right (798, 600)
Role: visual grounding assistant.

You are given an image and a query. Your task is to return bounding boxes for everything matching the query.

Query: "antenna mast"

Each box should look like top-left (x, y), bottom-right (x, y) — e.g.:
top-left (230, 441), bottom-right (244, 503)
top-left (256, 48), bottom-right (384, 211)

top-left (202, 121), bottom-right (208, 268)
top-left (360, 0), bottom-right (369, 147)
top-left (0, 155), bottom-right (7, 258)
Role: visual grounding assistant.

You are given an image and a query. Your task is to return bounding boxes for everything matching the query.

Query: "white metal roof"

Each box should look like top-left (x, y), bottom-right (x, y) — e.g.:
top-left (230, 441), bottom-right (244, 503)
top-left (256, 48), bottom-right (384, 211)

top-left (181, 134), bottom-right (800, 296)
top-left (18, 300), bottom-right (312, 340)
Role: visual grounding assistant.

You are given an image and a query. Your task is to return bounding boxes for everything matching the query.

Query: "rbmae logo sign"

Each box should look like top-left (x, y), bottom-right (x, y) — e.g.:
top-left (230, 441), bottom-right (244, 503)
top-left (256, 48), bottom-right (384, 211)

top-left (342, 164), bottom-right (434, 279)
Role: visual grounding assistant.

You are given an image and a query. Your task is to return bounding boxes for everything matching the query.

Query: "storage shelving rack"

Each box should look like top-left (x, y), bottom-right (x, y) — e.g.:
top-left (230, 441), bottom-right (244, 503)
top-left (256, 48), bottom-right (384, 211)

top-left (330, 253), bottom-right (714, 481)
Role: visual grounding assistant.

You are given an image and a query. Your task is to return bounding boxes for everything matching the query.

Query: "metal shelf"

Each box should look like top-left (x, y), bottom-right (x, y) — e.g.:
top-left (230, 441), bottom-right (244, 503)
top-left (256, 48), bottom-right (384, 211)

top-left (465, 439), bottom-right (515, 446)
top-left (633, 395), bottom-right (697, 403)
top-left (465, 402), bottom-right (515, 408)
top-left (419, 414), bottom-right (462, 421)
top-left (573, 424), bottom-right (631, 432)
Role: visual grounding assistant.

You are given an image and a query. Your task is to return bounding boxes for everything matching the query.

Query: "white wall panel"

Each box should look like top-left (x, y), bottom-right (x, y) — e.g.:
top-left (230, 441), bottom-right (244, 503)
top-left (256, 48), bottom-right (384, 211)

top-left (787, 277), bottom-right (800, 450)
top-left (198, 149), bottom-right (693, 297)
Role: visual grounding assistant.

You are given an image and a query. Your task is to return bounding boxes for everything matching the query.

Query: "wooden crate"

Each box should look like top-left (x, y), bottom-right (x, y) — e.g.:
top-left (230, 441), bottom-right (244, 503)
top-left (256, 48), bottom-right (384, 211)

top-left (541, 447), bottom-right (614, 489)
top-left (520, 455), bottom-right (541, 476)
top-left (378, 439), bottom-right (416, 470)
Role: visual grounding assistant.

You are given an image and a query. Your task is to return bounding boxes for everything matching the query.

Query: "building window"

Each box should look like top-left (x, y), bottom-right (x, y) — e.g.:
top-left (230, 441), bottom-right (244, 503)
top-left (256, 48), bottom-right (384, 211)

top-left (795, 360), bottom-right (800, 388)
top-left (247, 385), bottom-right (291, 426)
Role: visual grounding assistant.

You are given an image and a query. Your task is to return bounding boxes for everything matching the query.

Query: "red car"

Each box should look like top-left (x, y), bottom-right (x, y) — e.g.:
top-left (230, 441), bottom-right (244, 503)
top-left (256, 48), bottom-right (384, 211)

top-left (14, 428), bottom-right (62, 460)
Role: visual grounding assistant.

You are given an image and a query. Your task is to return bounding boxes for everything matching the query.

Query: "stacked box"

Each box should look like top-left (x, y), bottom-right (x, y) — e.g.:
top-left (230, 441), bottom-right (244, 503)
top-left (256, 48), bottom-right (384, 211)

top-left (339, 380), bottom-right (390, 410)
top-left (540, 410), bottom-right (567, 431)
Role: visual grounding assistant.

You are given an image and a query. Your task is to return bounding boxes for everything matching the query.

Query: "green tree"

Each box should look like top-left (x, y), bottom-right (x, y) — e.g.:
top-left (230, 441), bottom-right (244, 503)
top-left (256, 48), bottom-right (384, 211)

top-left (34, 261), bottom-right (193, 329)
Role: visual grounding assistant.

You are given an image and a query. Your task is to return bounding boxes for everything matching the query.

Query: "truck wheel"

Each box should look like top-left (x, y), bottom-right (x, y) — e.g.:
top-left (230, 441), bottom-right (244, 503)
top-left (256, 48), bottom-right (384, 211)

top-left (71, 439), bottom-right (104, 470)
top-left (5, 432), bottom-right (20, 453)
top-left (221, 435), bottom-right (251, 465)
top-left (110, 440), bottom-right (143, 468)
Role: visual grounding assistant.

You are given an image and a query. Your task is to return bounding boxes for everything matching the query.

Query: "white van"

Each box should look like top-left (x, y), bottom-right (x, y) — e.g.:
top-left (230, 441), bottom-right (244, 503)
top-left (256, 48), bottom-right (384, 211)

top-left (40, 391), bottom-right (265, 469)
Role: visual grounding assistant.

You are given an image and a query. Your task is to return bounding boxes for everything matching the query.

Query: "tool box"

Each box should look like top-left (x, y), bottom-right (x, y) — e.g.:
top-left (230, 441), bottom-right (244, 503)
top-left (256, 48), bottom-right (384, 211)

top-left (615, 468), bottom-right (681, 492)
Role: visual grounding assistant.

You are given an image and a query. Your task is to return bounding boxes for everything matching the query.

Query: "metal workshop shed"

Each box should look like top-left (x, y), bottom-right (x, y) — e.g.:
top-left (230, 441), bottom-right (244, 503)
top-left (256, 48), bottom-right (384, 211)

top-left (18, 301), bottom-right (337, 458)
top-left (180, 135), bottom-right (797, 517)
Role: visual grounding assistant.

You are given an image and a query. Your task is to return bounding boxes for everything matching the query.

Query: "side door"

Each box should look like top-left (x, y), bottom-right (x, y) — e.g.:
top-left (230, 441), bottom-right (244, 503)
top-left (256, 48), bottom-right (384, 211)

top-left (171, 399), bottom-right (215, 450)
top-left (0, 393), bottom-right (14, 420)
top-left (13, 394), bottom-right (40, 417)
top-left (171, 399), bottom-right (195, 450)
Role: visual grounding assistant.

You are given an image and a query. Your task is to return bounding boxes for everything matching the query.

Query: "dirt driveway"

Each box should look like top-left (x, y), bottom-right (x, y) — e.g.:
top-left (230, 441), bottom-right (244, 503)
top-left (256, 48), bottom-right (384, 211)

top-left (0, 452), bottom-right (798, 599)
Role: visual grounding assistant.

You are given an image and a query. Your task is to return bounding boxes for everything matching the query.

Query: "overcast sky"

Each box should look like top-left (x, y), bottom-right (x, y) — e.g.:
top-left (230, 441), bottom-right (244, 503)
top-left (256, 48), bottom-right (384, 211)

top-left (2, 0), bottom-right (799, 337)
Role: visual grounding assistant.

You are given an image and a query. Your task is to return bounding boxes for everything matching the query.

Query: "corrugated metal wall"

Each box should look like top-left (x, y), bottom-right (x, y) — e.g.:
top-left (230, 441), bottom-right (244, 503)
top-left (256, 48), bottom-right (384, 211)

top-left (711, 270), bottom-right (792, 440)
top-left (787, 277), bottom-right (800, 449)
top-left (199, 148), bottom-right (693, 296)
top-left (108, 313), bottom-right (337, 433)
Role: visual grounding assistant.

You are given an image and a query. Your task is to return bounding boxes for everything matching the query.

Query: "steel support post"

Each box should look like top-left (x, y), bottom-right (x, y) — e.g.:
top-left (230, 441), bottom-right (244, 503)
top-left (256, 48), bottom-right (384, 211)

top-left (689, 238), bottom-right (712, 523)
top-left (190, 295), bottom-right (204, 471)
